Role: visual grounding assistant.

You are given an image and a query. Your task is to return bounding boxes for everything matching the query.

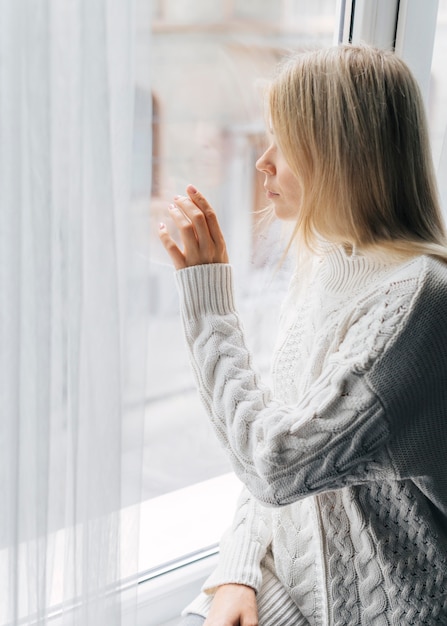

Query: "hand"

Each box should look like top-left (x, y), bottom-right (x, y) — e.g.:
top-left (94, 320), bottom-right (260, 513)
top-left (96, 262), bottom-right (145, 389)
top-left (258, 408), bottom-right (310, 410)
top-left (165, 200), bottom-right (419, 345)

top-left (204, 583), bottom-right (258, 626)
top-left (158, 184), bottom-right (229, 270)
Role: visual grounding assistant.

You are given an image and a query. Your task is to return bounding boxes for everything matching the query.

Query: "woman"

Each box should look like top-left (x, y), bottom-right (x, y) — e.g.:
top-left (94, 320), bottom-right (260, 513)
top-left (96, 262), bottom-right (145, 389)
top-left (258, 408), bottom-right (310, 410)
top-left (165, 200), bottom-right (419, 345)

top-left (159, 45), bottom-right (447, 625)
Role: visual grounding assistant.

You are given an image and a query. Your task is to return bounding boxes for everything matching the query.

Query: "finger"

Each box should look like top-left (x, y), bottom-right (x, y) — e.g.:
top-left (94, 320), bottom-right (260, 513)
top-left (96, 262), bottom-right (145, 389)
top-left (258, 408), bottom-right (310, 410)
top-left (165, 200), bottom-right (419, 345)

top-left (167, 203), bottom-right (206, 263)
top-left (158, 223), bottom-right (186, 270)
top-left (186, 185), bottom-right (223, 243)
top-left (186, 186), bottom-right (229, 262)
top-left (168, 203), bottom-right (198, 242)
top-left (172, 195), bottom-right (212, 249)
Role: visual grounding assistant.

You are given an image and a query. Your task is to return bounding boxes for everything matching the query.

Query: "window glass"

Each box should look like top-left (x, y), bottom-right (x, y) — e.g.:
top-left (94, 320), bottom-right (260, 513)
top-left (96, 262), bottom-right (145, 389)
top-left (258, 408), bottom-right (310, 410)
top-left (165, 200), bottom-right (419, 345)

top-left (135, 0), bottom-right (337, 508)
top-left (429, 0), bottom-right (447, 212)
top-left (130, 0), bottom-right (447, 588)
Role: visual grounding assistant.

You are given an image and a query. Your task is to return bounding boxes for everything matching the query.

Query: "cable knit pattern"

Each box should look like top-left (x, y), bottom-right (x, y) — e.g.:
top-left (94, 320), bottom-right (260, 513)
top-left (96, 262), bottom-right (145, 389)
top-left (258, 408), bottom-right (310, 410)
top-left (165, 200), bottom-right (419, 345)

top-left (177, 247), bottom-right (447, 625)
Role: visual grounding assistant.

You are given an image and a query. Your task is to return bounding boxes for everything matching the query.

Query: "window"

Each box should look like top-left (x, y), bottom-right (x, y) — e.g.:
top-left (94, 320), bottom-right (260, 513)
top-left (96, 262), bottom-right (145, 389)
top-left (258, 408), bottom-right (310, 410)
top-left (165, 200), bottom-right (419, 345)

top-left (132, 4), bottom-right (337, 623)
top-left (138, 0), bottom-right (337, 582)
top-left (429, 0), bottom-right (447, 212)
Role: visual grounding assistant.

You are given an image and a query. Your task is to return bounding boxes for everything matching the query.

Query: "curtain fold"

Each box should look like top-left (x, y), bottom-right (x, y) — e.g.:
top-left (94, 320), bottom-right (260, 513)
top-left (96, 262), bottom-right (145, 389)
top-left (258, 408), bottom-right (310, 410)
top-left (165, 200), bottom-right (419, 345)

top-left (439, 127), bottom-right (447, 214)
top-left (0, 1), bottom-right (148, 624)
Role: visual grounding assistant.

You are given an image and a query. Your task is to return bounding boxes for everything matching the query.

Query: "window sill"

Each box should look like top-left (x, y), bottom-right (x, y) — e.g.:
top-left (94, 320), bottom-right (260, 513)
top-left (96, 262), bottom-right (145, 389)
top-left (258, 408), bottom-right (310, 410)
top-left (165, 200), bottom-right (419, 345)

top-left (136, 472), bottom-right (242, 625)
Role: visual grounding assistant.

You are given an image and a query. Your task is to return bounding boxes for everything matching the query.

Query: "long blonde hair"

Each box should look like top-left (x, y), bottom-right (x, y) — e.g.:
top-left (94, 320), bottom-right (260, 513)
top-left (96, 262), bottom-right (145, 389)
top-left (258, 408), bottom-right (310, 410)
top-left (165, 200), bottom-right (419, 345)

top-left (269, 44), bottom-right (447, 261)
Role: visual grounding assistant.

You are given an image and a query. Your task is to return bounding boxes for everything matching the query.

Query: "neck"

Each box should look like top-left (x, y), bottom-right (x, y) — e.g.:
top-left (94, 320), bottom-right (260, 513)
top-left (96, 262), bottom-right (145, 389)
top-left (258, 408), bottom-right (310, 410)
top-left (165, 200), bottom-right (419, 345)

top-left (319, 243), bottom-right (400, 294)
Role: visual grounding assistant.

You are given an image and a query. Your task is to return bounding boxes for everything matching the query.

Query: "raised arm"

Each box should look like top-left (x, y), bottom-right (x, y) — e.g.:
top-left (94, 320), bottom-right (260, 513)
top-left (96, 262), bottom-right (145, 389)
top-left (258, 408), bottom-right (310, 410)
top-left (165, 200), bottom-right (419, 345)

top-left (174, 260), bottom-right (424, 507)
top-left (158, 186), bottom-right (436, 507)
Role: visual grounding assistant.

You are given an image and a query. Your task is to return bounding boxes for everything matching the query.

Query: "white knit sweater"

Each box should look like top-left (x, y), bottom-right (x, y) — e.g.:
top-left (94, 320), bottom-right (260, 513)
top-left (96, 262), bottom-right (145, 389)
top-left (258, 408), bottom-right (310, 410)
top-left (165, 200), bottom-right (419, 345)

top-left (176, 246), bottom-right (447, 625)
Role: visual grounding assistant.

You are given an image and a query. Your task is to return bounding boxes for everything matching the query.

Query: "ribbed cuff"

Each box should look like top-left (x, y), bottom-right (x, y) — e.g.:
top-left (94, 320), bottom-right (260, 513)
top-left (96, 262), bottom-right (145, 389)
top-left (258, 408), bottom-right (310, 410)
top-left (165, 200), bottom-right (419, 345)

top-left (175, 264), bottom-right (235, 319)
top-left (202, 538), bottom-right (265, 594)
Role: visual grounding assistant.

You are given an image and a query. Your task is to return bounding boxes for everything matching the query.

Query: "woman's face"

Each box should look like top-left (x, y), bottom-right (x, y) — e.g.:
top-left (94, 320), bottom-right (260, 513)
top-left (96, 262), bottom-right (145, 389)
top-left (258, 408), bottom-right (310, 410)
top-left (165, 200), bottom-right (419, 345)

top-left (256, 133), bottom-right (302, 221)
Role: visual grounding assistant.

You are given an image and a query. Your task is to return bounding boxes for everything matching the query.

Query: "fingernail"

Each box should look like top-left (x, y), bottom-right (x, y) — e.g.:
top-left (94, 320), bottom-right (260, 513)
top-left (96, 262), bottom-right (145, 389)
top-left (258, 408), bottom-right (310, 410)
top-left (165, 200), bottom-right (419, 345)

top-left (159, 222), bottom-right (166, 230)
top-left (188, 184), bottom-right (198, 194)
top-left (168, 203), bottom-right (176, 210)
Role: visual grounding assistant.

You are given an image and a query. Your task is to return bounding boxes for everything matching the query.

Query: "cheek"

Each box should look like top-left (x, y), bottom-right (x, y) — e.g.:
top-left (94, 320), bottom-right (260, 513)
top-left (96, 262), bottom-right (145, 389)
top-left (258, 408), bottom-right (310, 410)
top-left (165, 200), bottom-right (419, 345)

top-left (281, 178), bottom-right (303, 219)
top-left (282, 174), bottom-right (302, 202)
top-left (274, 189), bottom-right (302, 221)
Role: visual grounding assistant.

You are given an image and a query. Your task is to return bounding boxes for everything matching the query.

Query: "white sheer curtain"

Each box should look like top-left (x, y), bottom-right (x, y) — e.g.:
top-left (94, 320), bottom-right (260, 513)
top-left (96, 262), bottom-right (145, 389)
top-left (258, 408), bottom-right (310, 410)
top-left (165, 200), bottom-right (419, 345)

top-left (439, 131), bottom-right (447, 214)
top-left (0, 1), bottom-right (149, 624)
top-left (430, 1), bottom-right (447, 215)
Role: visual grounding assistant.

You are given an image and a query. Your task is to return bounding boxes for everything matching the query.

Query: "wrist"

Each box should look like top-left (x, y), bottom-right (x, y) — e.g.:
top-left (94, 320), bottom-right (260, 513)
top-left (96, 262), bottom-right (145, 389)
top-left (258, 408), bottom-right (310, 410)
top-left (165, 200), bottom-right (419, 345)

top-left (215, 583), bottom-right (256, 594)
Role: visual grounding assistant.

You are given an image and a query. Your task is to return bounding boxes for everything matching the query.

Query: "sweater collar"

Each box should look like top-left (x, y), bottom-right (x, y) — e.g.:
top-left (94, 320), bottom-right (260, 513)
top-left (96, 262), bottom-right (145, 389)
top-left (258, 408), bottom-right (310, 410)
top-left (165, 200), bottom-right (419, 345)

top-left (319, 243), bottom-right (399, 295)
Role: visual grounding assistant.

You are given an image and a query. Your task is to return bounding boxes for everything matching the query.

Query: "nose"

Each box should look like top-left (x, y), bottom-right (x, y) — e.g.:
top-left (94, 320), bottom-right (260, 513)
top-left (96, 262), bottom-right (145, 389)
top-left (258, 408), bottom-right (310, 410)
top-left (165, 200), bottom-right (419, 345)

top-left (256, 144), bottom-right (275, 174)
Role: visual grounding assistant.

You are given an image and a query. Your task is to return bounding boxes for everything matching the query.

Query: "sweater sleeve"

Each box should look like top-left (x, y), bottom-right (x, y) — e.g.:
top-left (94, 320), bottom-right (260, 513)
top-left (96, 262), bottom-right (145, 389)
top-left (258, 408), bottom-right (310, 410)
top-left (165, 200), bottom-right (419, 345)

top-left (175, 263), bottom-right (421, 507)
top-left (201, 486), bottom-right (272, 594)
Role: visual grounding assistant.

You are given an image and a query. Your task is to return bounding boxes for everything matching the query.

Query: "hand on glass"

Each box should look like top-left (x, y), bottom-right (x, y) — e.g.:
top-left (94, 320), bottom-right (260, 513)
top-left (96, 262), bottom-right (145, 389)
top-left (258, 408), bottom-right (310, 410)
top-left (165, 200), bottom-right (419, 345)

top-left (159, 185), bottom-right (229, 270)
top-left (204, 583), bottom-right (259, 626)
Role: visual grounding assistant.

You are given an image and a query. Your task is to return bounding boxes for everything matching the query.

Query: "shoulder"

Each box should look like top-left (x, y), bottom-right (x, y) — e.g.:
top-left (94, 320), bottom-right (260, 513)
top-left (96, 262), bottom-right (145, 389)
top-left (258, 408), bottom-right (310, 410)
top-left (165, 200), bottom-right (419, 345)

top-left (383, 254), bottom-right (447, 291)
top-left (332, 256), bottom-right (446, 373)
top-left (354, 254), bottom-right (447, 315)
top-left (373, 255), bottom-right (447, 328)
top-left (388, 255), bottom-right (447, 347)
top-left (359, 255), bottom-right (447, 384)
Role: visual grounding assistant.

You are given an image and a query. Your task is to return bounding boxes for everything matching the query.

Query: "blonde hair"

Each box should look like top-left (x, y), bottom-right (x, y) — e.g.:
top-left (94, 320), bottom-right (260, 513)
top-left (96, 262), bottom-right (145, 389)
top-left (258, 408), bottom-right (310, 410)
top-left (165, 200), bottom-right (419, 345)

top-left (269, 44), bottom-right (447, 261)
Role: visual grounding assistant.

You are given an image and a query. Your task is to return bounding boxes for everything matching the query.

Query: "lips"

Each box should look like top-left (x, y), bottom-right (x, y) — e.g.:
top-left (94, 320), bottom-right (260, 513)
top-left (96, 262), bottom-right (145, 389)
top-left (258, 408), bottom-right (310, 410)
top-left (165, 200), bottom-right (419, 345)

top-left (265, 188), bottom-right (279, 198)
